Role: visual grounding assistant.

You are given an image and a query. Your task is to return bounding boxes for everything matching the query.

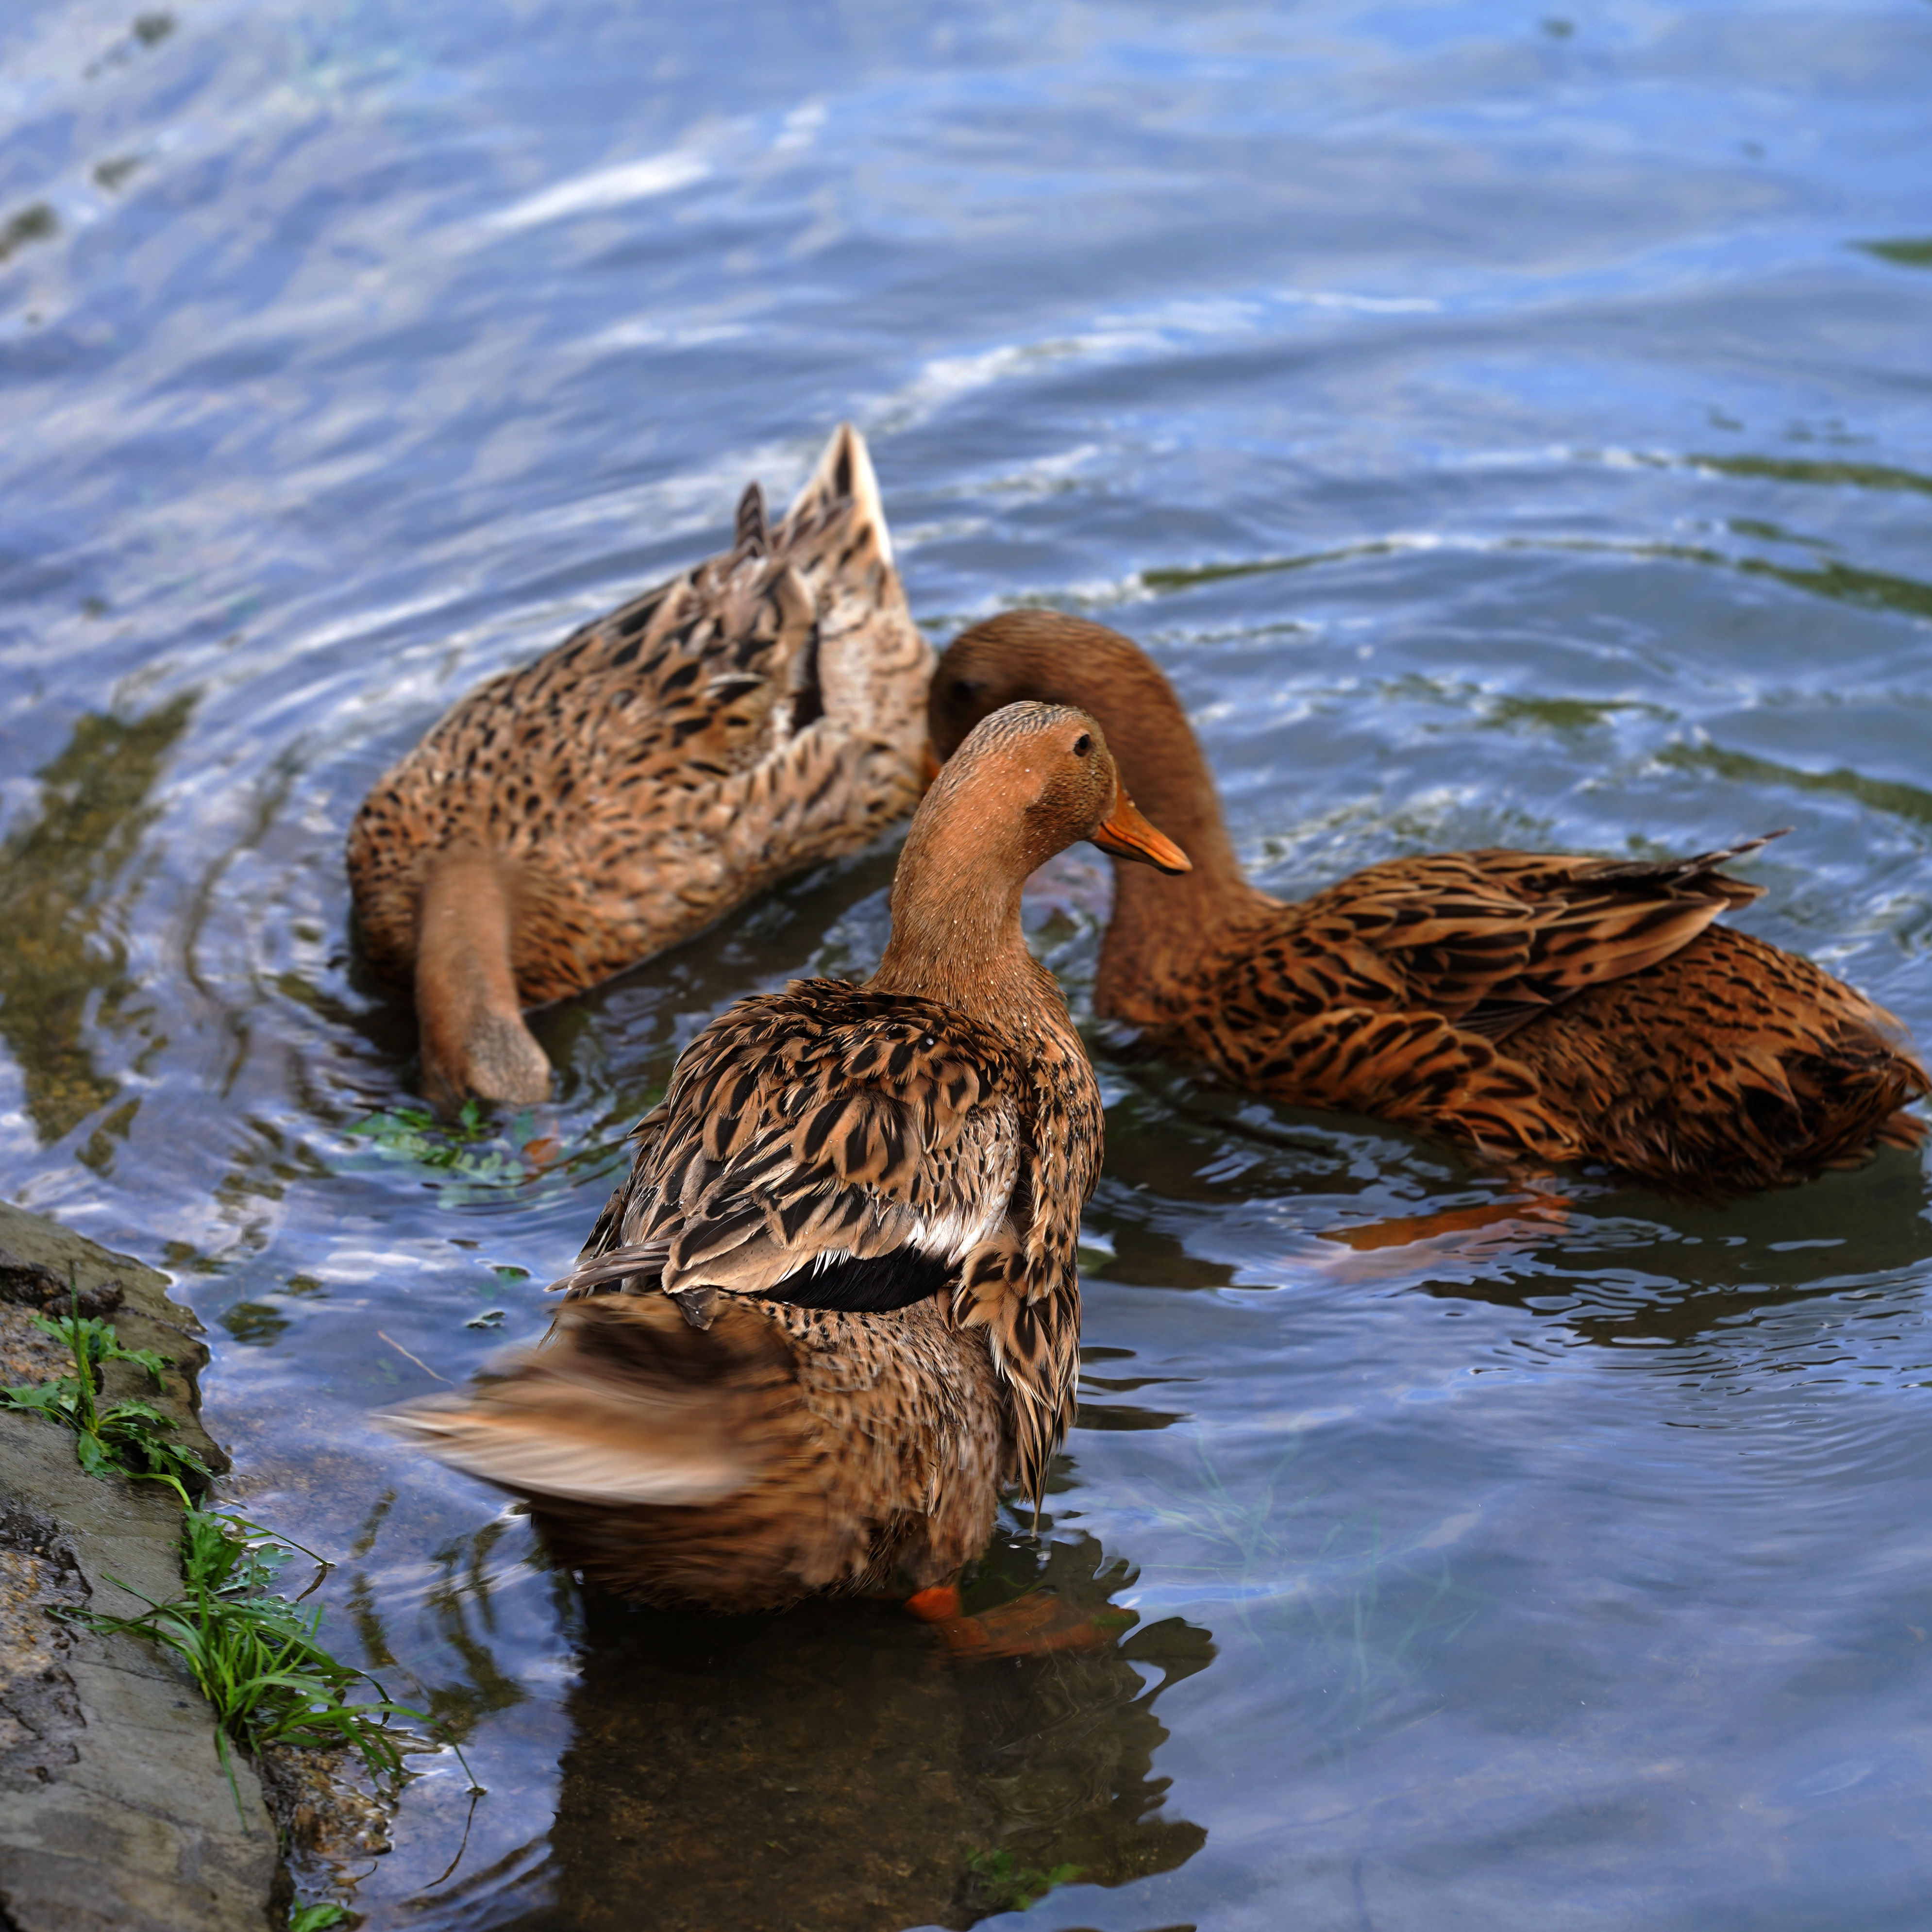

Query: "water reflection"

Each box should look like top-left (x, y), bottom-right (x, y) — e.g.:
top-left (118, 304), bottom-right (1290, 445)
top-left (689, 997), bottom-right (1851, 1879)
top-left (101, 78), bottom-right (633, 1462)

top-left (1078, 1346), bottom-right (1195, 1433)
top-left (413, 1518), bottom-right (534, 1742)
top-left (0, 696), bottom-right (193, 1153)
top-left (1329, 1150), bottom-right (1932, 1352)
top-left (460, 1533), bottom-right (1210, 1932)
top-left (1095, 1056), bottom-right (1932, 1365)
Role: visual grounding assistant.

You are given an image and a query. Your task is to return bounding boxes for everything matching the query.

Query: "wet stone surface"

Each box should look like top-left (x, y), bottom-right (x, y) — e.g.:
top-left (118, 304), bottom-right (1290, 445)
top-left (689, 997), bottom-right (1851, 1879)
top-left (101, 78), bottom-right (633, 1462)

top-left (0, 1498), bottom-right (85, 1790)
top-left (0, 1305), bottom-right (70, 1390)
top-left (0, 1201), bottom-right (280, 1932)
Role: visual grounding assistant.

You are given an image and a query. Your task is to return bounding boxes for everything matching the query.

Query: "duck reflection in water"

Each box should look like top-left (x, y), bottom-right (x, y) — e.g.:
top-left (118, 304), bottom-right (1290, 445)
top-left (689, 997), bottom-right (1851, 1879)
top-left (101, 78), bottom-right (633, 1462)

top-left (1205, 1070), bottom-right (1932, 1349)
top-left (1346, 1143), bottom-right (1932, 1349)
top-left (426, 1529), bottom-right (1210, 1932)
top-left (1096, 1047), bottom-right (1932, 1356)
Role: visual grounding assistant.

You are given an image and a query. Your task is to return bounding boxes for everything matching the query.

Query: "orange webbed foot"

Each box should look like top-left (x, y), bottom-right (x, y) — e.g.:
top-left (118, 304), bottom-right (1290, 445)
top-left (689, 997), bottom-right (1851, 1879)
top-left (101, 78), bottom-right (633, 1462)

top-left (918, 1587), bottom-right (1131, 1661)
top-left (904, 1582), bottom-right (963, 1623)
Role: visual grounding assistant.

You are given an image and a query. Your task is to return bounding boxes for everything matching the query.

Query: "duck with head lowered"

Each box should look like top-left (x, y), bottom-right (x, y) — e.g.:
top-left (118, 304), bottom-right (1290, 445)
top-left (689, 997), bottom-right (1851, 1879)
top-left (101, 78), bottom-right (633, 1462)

top-left (385, 700), bottom-right (1188, 1613)
top-left (348, 424), bottom-right (930, 1114)
top-left (927, 611), bottom-right (1928, 1195)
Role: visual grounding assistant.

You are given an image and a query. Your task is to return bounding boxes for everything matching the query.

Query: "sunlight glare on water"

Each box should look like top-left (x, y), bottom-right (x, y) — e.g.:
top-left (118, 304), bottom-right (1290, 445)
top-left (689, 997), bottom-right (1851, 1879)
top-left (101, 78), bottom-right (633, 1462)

top-left (2, 0), bottom-right (1931, 1926)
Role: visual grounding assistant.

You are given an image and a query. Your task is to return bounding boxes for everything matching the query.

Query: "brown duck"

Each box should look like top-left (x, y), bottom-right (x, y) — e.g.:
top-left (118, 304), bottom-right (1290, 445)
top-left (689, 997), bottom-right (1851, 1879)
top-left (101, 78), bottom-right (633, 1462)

top-left (347, 424), bottom-right (931, 1111)
top-left (384, 700), bottom-right (1190, 1612)
top-left (927, 612), bottom-right (1928, 1193)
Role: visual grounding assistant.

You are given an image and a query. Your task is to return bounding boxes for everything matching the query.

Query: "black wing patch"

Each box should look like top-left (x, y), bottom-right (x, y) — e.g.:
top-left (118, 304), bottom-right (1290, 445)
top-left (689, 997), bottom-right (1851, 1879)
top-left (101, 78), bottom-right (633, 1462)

top-left (762, 1245), bottom-right (956, 1314)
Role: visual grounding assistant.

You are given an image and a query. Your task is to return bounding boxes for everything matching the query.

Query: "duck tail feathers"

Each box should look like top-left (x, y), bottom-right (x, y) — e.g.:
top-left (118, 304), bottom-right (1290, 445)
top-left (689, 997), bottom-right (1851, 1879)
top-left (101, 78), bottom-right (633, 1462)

top-left (378, 1294), bottom-right (794, 1507)
top-left (781, 421), bottom-right (892, 567)
top-left (1586, 829), bottom-right (1792, 890)
top-left (734, 480), bottom-right (769, 558)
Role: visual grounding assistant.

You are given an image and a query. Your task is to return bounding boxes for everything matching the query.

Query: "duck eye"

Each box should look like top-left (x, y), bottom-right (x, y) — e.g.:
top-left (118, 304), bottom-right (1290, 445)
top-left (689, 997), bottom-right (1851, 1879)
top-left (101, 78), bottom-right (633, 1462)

top-left (950, 678), bottom-right (978, 704)
top-left (1072, 733), bottom-right (1092, 757)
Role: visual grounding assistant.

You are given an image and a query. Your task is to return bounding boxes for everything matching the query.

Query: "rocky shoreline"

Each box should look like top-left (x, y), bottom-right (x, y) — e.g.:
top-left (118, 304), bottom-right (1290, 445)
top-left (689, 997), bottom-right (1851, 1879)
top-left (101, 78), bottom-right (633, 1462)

top-left (0, 1200), bottom-right (283, 1932)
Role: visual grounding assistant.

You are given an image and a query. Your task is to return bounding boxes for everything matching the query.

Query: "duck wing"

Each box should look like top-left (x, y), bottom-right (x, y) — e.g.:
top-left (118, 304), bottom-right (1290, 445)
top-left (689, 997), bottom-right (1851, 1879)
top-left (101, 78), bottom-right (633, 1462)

top-left (385, 980), bottom-right (1023, 1514)
top-left (1201, 837), bottom-right (1785, 1165)
top-left (539, 538), bottom-right (821, 809)
top-left (518, 420), bottom-right (906, 801)
top-left (574, 974), bottom-right (1097, 1500)
top-left (377, 1295), bottom-right (793, 1508)
top-left (946, 998), bottom-right (1102, 1506)
top-left (566, 978), bottom-right (1025, 1322)
top-left (1502, 921), bottom-right (1929, 1189)
top-left (1285, 834), bottom-right (1782, 1041)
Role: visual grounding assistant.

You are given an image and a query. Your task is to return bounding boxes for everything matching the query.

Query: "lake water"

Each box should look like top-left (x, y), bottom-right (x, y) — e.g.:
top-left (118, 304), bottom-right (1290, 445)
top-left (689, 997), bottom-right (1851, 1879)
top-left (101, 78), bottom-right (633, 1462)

top-left (4, 1), bottom-right (1932, 1926)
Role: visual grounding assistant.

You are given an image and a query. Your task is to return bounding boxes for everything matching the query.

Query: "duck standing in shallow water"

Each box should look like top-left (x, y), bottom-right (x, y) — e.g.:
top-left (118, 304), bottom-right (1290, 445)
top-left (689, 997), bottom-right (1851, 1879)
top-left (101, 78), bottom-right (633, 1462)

top-left (928, 612), bottom-right (1928, 1194)
top-left (348, 424), bottom-right (931, 1112)
top-left (385, 701), bottom-right (1189, 1612)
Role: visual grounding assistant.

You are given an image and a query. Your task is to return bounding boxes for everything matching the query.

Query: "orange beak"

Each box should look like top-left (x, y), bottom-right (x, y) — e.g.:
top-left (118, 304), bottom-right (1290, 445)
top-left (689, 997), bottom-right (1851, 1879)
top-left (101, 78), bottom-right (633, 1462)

top-left (1091, 792), bottom-right (1191, 874)
top-left (918, 740), bottom-right (942, 790)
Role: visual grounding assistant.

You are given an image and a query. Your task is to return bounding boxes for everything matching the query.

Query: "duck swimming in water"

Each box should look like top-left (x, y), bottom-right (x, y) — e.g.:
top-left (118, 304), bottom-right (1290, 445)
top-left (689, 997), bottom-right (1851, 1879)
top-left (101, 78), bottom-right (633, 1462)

top-left (927, 611), bottom-right (1928, 1194)
top-left (348, 424), bottom-right (931, 1112)
top-left (385, 700), bottom-right (1189, 1612)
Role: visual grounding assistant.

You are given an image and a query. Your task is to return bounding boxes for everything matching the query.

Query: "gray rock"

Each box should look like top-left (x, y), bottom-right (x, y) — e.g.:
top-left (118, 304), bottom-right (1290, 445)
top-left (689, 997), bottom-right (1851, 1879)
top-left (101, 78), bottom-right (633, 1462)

top-left (0, 1202), bottom-right (282, 1932)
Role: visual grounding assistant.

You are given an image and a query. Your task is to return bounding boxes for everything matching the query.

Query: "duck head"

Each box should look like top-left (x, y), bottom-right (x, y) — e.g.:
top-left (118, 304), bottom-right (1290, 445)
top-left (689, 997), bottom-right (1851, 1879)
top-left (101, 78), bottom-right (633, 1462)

top-left (922, 613), bottom-right (1275, 1025)
top-left (928, 612), bottom-right (1184, 772)
top-left (926, 610), bottom-right (1249, 894)
top-left (873, 700), bottom-right (1188, 1014)
top-left (905, 698), bottom-right (1189, 886)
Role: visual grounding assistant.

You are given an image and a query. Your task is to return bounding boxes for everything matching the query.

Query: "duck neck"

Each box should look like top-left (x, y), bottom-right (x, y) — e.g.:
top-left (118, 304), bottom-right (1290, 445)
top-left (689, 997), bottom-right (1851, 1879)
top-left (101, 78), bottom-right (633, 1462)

top-left (869, 807), bottom-right (1060, 1035)
top-left (414, 848), bottom-right (552, 1111)
top-left (1097, 770), bottom-right (1267, 1022)
top-left (1036, 652), bottom-right (1273, 1025)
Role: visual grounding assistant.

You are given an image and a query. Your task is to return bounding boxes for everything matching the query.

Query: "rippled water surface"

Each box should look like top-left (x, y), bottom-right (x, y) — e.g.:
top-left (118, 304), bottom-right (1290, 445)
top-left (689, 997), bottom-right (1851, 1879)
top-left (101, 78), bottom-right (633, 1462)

top-left (5, 1), bottom-right (1932, 1926)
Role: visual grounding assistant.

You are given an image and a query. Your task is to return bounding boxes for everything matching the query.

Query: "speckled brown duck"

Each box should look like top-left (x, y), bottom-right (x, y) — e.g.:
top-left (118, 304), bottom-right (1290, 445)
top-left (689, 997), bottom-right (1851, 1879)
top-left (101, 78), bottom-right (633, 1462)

top-left (347, 424), bottom-right (932, 1111)
top-left (927, 612), bottom-right (1929, 1194)
top-left (384, 701), bottom-right (1190, 1612)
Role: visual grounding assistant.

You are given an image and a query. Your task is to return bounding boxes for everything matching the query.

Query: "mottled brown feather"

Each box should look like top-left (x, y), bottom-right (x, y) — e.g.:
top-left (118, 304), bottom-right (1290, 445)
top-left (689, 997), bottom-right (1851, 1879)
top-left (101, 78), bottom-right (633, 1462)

top-left (928, 613), bottom-right (1928, 1193)
top-left (346, 424), bottom-right (932, 1110)
top-left (384, 702), bottom-right (1170, 1609)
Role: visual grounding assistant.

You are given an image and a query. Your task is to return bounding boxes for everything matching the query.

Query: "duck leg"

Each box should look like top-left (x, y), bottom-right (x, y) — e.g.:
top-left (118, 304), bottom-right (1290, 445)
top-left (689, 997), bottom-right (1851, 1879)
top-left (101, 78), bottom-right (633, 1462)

top-left (414, 846), bottom-right (551, 1112)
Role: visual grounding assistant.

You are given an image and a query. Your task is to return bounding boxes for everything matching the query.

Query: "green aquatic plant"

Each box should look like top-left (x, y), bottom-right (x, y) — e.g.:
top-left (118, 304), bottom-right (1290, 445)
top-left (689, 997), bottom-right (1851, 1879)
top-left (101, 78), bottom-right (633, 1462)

top-left (68, 1506), bottom-right (447, 1819)
top-left (341, 1096), bottom-right (643, 1220)
top-left (5, 1297), bottom-right (474, 1822)
top-left (1857, 236), bottom-right (1932, 269)
top-left (964, 1847), bottom-right (1085, 1912)
top-left (0, 1291), bottom-right (211, 1493)
top-left (288, 1902), bottom-right (350, 1931)
top-left (342, 1097), bottom-right (631, 1208)
top-left (346, 1099), bottom-right (530, 1187)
